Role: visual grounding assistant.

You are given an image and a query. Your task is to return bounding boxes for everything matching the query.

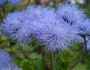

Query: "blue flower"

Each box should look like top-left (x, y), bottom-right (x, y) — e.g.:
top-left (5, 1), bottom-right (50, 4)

top-left (2, 11), bottom-right (33, 46)
top-left (36, 21), bottom-right (77, 52)
top-left (0, 50), bottom-right (12, 66)
top-left (24, 6), bottom-right (56, 35)
top-left (25, 6), bottom-right (78, 52)
top-left (0, 50), bottom-right (22, 70)
top-left (2, 5), bottom-right (81, 52)
top-left (8, 0), bottom-right (21, 6)
top-left (77, 18), bottom-right (90, 36)
top-left (24, 5), bottom-right (55, 21)
top-left (0, 0), bottom-right (20, 7)
top-left (0, 63), bottom-right (22, 70)
top-left (56, 3), bottom-right (86, 26)
top-left (2, 5), bottom-right (79, 52)
top-left (56, 3), bottom-right (90, 45)
top-left (0, 0), bottom-right (7, 6)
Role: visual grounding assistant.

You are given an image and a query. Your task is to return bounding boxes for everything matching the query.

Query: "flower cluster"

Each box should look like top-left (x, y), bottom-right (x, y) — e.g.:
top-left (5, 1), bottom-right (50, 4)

top-left (2, 3), bottom-right (90, 52)
top-left (56, 3), bottom-right (86, 26)
top-left (0, 0), bottom-right (20, 7)
top-left (56, 3), bottom-right (90, 49)
top-left (2, 11), bottom-right (33, 46)
top-left (0, 50), bottom-right (22, 70)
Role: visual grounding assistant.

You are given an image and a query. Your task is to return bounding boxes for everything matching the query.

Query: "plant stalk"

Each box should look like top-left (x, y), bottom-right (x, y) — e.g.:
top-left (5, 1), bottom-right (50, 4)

top-left (83, 36), bottom-right (87, 51)
top-left (70, 51), bottom-right (89, 70)
top-left (20, 46), bottom-right (28, 59)
top-left (70, 36), bottom-right (89, 70)
top-left (49, 52), bottom-right (54, 70)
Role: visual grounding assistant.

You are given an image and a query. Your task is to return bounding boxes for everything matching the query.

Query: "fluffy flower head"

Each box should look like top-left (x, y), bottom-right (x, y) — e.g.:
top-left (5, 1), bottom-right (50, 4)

top-left (0, 50), bottom-right (12, 66)
top-left (30, 7), bottom-right (78, 52)
top-left (0, 50), bottom-right (22, 70)
top-left (56, 3), bottom-right (86, 26)
top-left (2, 11), bottom-right (33, 46)
top-left (0, 0), bottom-right (20, 6)
top-left (77, 18), bottom-right (90, 36)
top-left (8, 0), bottom-right (21, 6)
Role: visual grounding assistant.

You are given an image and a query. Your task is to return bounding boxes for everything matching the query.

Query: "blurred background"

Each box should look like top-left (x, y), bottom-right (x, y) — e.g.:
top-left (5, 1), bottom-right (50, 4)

top-left (0, 0), bottom-right (90, 70)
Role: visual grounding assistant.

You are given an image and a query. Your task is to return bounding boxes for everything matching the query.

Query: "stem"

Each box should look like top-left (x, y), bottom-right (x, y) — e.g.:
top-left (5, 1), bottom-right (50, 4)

top-left (1, 6), bottom-right (6, 16)
top-left (70, 51), bottom-right (89, 70)
top-left (25, 0), bottom-right (30, 8)
top-left (70, 36), bottom-right (89, 70)
top-left (20, 46), bottom-right (28, 59)
top-left (83, 36), bottom-right (87, 51)
top-left (49, 52), bottom-right (54, 70)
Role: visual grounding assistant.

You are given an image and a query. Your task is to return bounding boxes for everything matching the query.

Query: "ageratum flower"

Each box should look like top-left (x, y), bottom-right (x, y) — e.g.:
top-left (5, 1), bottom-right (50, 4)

top-left (8, 0), bottom-right (21, 6)
top-left (77, 18), bottom-right (90, 36)
top-left (0, 0), bottom-right (20, 7)
top-left (0, 50), bottom-right (22, 70)
top-left (2, 5), bottom-right (79, 52)
top-left (24, 6), bottom-right (56, 34)
top-left (56, 3), bottom-right (86, 26)
top-left (0, 0), bottom-right (7, 6)
top-left (0, 63), bottom-right (22, 70)
top-left (26, 6), bottom-right (78, 52)
top-left (2, 11), bottom-right (33, 46)
top-left (24, 5), bottom-right (43, 16)
top-left (0, 50), bottom-right (12, 66)
top-left (34, 20), bottom-right (77, 52)
top-left (24, 5), bottom-right (55, 21)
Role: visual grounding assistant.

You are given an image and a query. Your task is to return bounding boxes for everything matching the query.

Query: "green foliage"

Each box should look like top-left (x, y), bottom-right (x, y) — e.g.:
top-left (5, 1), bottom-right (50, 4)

top-left (14, 55), bottom-right (46, 70)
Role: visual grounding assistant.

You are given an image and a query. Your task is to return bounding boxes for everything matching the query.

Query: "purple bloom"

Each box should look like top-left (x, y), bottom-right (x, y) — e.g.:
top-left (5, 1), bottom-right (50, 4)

top-left (0, 0), bottom-right (20, 6)
top-left (36, 22), bottom-right (78, 52)
top-left (77, 18), bottom-right (90, 36)
top-left (56, 3), bottom-right (90, 45)
top-left (2, 5), bottom-right (79, 52)
top-left (8, 0), bottom-right (21, 6)
top-left (0, 50), bottom-right (12, 66)
top-left (24, 6), bottom-right (56, 34)
top-left (2, 11), bottom-right (33, 46)
top-left (2, 5), bottom-right (82, 52)
top-left (0, 0), bottom-right (7, 6)
top-left (24, 5), bottom-right (55, 21)
top-left (56, 3), bottom-right (86, 26)
top-left (26, 6), bottom-right (78, 52)
top-left (0, 50), bottom-right (22, 70)
top-left (0, 63), bottom-right (22, 70)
